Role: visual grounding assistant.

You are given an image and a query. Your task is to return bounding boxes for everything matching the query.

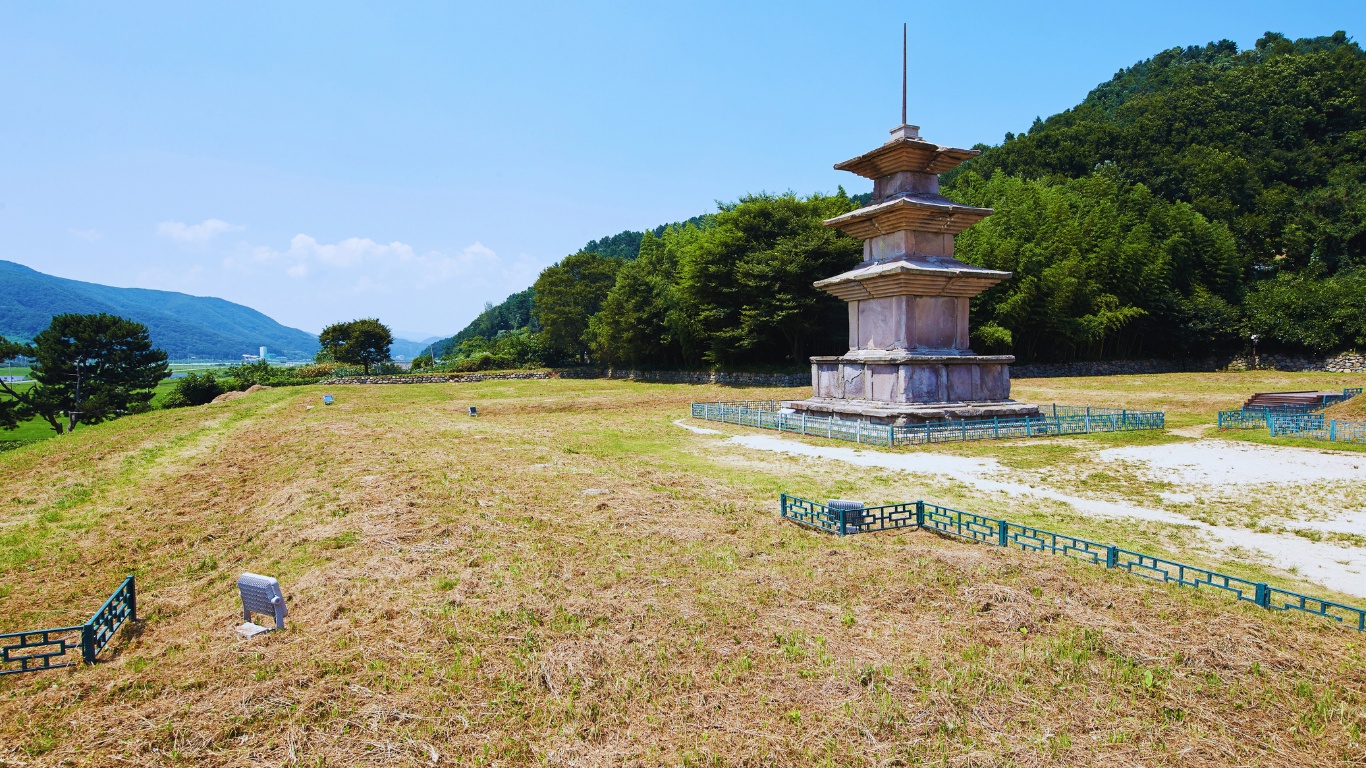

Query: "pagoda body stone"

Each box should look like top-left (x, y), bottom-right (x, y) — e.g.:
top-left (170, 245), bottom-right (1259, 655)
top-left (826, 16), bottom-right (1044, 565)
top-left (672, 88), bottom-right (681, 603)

top-left (786, 123), bottom-right (1039, 424)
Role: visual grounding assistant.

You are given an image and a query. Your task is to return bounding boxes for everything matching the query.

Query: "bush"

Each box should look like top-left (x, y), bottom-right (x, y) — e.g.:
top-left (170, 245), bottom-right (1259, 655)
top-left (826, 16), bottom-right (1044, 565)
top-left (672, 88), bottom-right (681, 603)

top-left (163, 372), bottom-right (225, 408)
top-left (290, 362), bottom-right (360, 379)
top-left (410, 354), bottom-right (434, 371)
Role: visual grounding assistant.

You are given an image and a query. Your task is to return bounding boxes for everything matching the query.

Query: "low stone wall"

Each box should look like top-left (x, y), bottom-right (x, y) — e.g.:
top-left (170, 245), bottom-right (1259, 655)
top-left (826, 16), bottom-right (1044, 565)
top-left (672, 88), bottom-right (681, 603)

top-left (558, 368), bottom-right (810, 387)
top-left (1225, 352), bottom-right (1365, 373)
top-left (1013, 352), bottom-right (1366, 378)
top-left (321, 371), bottom-right (556, 385)
top-left (322, 368), bottom-right (811, 387)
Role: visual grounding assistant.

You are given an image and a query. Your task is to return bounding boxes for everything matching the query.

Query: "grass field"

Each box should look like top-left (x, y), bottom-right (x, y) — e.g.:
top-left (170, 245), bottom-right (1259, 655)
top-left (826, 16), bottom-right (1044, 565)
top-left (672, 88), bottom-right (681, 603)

top-left (1, 372), bottom-right (1364, 766)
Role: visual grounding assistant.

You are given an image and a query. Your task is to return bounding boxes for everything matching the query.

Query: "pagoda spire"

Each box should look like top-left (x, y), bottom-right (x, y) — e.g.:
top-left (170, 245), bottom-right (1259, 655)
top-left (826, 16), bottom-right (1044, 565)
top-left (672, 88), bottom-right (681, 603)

top-left (901, 23), bottom-right (907, 127)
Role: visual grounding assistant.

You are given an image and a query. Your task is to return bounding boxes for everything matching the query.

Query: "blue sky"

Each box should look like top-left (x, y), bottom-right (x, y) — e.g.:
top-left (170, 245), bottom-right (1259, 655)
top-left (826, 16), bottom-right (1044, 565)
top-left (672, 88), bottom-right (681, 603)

top-left (1, 2), bottom-right (1362, 339)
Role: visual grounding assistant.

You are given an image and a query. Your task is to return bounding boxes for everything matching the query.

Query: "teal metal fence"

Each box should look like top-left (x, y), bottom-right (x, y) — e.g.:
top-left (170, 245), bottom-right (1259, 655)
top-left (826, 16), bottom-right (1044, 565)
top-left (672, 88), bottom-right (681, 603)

top-left (1269, 415), bottom-right (1366, 445)
top-left (779, 495), bottom-right (1366, 633)
top-left (691, 401), bottom-right (1164, 446)
top-left (0, 575), bottom-right (136, 676)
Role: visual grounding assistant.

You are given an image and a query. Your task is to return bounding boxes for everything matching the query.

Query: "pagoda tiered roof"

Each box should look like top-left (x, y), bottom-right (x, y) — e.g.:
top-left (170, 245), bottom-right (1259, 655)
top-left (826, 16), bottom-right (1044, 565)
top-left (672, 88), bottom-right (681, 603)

top-left (813, 256), bottom-right (1011, 301)
top-left (833, 136), bottom-right (979, 178)
top-left (823, 193), bottom-right (993, 239)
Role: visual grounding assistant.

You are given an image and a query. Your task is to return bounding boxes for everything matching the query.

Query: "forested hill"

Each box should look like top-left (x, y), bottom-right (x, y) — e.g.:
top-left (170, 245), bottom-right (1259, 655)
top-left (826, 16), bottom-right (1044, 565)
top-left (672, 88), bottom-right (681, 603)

top-left (431, 31), bottom-right (1365, 369)
top-left (0, 260), bottom-right (319, 359)
top-left (946, 30), bottom-right (1365, 273)
top-left (423, 214), bottom-right (712, 359)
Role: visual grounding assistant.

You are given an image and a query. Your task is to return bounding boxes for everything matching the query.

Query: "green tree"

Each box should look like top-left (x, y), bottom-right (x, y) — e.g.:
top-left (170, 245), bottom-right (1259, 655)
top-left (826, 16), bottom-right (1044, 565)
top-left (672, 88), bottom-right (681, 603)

top-left (1244, 267), bottom-right (1366, 351)
top-left (318, 318), bottom-right (394, 374)
top-left (532, 252), bottom-right (622, 363)
top-left (0, 339), bottom-right (29, 430)
top-left (674, 192), bottom-right (862, 366)
top-left (410, 353), bottom-right (434, 371)
top-left (0, 313), bottom-right (169, 434)
top-left (588, 230), bottom-right (694, 367)
top-left (947, 171), bottom-right (1244, 361)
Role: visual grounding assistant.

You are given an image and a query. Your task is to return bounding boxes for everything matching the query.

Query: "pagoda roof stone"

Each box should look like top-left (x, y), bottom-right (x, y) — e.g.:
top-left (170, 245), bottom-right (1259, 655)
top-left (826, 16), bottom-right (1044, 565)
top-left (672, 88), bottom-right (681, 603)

top-left (834, 136), bottom-right (980, 178)
top-left (823, 194), bottom-right (993, 239)
top-left (813, 255), bottom-right (1011, 300)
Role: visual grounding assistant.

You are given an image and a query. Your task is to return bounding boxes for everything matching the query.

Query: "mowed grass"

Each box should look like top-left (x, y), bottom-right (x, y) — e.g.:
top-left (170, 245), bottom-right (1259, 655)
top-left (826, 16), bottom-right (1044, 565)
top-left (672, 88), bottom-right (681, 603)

top-left (0, 376), bottom-right (1364, 766)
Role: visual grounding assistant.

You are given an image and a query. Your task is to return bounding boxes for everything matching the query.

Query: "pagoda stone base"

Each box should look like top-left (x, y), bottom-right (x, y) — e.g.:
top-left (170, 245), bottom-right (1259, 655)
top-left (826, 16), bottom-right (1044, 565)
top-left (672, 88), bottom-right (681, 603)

top-left (786, 397), bottom-right (1040, 425)
top-left (786, 353), bottom-right (1041, 425)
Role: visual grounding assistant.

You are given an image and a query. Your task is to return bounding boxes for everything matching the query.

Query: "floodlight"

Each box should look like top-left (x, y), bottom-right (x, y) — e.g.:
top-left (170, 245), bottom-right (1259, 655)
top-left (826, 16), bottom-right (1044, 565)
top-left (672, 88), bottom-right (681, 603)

top-left (237, 573), bottom-right (288, 637)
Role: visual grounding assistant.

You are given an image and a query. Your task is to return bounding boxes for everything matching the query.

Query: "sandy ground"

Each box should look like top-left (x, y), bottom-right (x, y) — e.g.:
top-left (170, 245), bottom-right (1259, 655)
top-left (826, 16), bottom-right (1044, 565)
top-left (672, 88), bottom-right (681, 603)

top-left (1096, 441), bottom-right (1366, 486)
top-left (683, 425), bottom-right (1366, 599)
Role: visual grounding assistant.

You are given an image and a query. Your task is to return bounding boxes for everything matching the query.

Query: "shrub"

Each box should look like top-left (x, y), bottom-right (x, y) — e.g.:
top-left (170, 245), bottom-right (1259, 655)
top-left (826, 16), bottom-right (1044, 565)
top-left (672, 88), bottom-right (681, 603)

top-left (163, 372), bottom-right (225, 408)
top-left (290, 363), bottom-right (354, 379)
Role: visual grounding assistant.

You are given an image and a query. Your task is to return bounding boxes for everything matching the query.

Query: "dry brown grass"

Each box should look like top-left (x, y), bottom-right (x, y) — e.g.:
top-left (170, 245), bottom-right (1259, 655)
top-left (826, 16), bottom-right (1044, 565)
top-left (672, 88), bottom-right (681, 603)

top-left (1324, 395), bottom-right (1366, 421)
top-left (1, 378), bottom-right (1364, 766)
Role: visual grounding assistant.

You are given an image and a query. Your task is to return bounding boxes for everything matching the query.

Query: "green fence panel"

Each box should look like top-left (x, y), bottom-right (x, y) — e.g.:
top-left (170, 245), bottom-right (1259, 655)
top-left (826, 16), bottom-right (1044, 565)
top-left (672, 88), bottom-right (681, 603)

top-left (778, 495), bottom-right (1366, 633)
top-left (1, 575), bottom-right (136, 676)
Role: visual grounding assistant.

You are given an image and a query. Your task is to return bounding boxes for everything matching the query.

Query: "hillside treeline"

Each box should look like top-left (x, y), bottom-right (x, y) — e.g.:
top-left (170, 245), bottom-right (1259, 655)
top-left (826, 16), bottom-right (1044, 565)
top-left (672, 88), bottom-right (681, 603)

top-left (432, 31), bottom-right (1366, 369)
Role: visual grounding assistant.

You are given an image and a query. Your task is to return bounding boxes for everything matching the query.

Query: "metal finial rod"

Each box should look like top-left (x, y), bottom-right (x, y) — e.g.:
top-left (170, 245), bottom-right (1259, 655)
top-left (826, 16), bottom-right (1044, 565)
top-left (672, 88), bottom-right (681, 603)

top-left (901, 23), bottom-right (907, 125)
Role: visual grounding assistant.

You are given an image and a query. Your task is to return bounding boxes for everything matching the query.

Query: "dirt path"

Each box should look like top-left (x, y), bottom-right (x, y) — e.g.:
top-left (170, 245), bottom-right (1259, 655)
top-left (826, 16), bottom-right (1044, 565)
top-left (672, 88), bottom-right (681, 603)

top-left (689, 425), bottom-right (1366, 598)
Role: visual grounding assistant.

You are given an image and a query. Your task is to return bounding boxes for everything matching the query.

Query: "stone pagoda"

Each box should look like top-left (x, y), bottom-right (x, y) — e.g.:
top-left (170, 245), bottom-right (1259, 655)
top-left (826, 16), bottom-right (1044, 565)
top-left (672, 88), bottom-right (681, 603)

top-left (787, 40), bottom-right (1038, 424)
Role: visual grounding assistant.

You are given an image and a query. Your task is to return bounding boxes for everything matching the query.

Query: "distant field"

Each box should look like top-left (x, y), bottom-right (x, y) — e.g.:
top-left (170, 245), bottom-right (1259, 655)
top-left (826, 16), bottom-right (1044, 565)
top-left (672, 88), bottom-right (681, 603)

top-left (0, 377), bottom-right (179, 444)
top-left (1, 372), bottom-right (1363, 765)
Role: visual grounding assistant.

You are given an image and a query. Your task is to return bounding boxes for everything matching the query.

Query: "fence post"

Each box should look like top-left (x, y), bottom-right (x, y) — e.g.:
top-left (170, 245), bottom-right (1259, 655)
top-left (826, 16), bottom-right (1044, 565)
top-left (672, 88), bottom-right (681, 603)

top-left (1255, 582), bottom-right (1270, 608)
top-left (80, 624), bottom-right (95, 665)
top-left (888, 423), bottom-right (895, 447)
top-left (1086, 406), bottom-right (1092, 433)
top-left (997, 519), bottom-right (1008, 547)
top-left (1331, 420), bottom-right (1337, 442)
top-left (993, 417), bottom-right (999, 439)
top-left (915, 500), bottom-right (924, 527)
top-left (856, 421), bottom-right (862, 444)
top-left (127, 575), bottom-right (137, 622)
top-left (780, 493), bottom-right (788, 519)
top-left (801, 414), bottom-right (806, 436)
top-left (1024, 416), bottom-right (1031, 437)
top-left (838, 505), bottom-right (847, 537)
top-left (1105, 545), bottom-right (1117, 569)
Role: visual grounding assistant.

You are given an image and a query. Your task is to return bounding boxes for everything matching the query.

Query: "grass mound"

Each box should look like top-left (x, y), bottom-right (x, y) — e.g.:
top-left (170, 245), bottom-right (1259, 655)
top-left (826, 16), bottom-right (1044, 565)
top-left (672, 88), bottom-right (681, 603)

top-left (1323, 392), bottom-right (1366, 421)
top-left (1, 376), bottom-right (1363, 765)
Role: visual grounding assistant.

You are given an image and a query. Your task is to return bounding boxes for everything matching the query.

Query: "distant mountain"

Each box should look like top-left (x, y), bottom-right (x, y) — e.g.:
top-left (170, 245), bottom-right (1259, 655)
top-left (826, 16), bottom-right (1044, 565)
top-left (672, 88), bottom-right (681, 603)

top-left (0, 260), bottom-right (319, 360)
top-left (390, 336), bottom-right (442, 360)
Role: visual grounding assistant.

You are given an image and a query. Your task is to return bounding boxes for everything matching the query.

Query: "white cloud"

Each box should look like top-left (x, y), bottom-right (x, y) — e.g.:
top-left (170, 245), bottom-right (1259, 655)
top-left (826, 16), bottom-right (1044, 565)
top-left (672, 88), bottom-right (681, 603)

top-left (287, 234), bottom-right (415, 268)
top-left (157, 218), bottom-right (241, 243)
top-left (201, 230), bottom-right (546, 337)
